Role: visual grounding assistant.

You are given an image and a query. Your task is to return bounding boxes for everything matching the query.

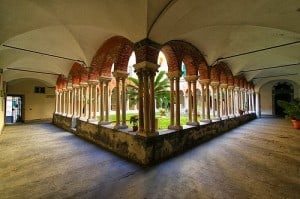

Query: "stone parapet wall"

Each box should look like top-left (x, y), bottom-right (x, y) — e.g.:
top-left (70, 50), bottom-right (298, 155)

top-left (53, 113), bottom-right (256, 165)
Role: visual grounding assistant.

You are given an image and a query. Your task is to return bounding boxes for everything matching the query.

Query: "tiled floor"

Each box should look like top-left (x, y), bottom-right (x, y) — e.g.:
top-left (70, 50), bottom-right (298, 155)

top-left (0, 118), bottom-right (299, 199)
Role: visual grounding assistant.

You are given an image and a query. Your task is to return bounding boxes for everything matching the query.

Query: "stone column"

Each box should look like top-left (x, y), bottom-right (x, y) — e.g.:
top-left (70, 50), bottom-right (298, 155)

top-left (67, 87), bottom-right (72, 117)
top-left (79, 83), bottom-right (88, 120)
top-left (85, 84), bottom-right (89, 120)
top-left (149, 72), bottom-right (156, 132)
top-left (228, 86), bottom-right (234, 117)
top-left (113, 71), bottom-right (128, 129)
top-left (114, 76), bottom-right (121, 128)
top-left (192, 79), bottom-right (198, 125)
top-left (99, 80), bottom-right (104, 122)
top-left (55, 90), bottom-right (59, 113)
top-left (220, 84), bottom-right (228, 119)
top-left (200, 83), bottom-right (205, 121)
top-left (185, 75), bottom-right (199, 126)
top-left (133, 61), bottom-right (159, 136)
top-left (251, 91), bottom-right (255, 113)
top-left (186, 79), bottom-right (192, 123)
top-left (211, 82), bottom-right (220, 120)
top-left (168, 71), bottom-right (182, 130)
top-left (105, 79), bottom-right (111, 123)
top-left (255, 91), bottom-right (260, 118)
top-left (72, 85), bottom-right (79, 117)
top-left (88, 80), bottom-right (99, 123)
top-left (168, 76), bottom-right (175, 128)
top-left (200, 79), bottom-right (211, 123)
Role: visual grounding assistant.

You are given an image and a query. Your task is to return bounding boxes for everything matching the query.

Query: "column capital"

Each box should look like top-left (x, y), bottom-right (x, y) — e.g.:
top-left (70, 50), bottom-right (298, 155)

top-left (133, 61), bottom-right (159, 74)
top-left (228, 85), bottom-right (234, 90)
top-left (234, 87), bottom-right (240, 91)
top-left (80, 82), bottom-right (88, 87)
top-left (210, 81), bottom-right (219, 87)
top-left (185, 75), bottom-right (198, 82)
top-left (112, 70), bottom-right (128, 79)
top-left (88, 79), bottom-right (99, 85)
top-left (72, 84), bottom-right (80, 88)
top-left (199, 79), bottom-right (210, 85)
top-left (99, 76), bottom-right (112, 82)
top-left (167, 70), bottom-right (182, 79)
top-left (220, 83), bottom-right (228, 88)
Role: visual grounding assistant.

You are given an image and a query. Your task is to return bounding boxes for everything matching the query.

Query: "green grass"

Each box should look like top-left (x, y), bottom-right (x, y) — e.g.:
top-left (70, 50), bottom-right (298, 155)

top-left (99, 112), bottom-right (201, 130)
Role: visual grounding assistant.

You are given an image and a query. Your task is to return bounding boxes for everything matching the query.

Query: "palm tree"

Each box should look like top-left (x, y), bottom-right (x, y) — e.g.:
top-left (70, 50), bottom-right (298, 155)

top-left (127, 71), bottom-right (170, 109)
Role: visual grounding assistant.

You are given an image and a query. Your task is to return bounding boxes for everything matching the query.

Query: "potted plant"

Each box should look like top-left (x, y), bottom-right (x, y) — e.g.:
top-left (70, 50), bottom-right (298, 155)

top-left (277, 100), bottom-right (300, 129)
top-left (130, 115), bottom-right (138, 132)
top-left (159, 108), bottom-right (166, 116)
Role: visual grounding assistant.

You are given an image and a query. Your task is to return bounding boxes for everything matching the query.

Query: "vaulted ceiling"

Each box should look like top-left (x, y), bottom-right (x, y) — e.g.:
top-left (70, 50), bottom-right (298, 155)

top-left (1, 0), bottom-right (299, 89)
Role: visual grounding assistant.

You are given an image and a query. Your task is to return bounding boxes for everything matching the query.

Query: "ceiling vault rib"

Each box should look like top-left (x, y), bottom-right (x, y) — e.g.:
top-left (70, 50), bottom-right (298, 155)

top-left (147, 0), bottom-right (175, 37)
top-left (2, 44), bottom-right (86, 66)
top-left (216, 40), bottom-right (300, 63)
top-left (240, 62), bottom-right (300, 73)
top-left (5, 67), bottom-right (60, 76)
top-left (253, 73), bottom-right (298, 80)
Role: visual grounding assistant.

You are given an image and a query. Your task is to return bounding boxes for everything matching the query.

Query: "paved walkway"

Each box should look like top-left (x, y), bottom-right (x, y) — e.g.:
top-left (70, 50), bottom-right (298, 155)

top-left (0, 118), bottom-right (299, 199)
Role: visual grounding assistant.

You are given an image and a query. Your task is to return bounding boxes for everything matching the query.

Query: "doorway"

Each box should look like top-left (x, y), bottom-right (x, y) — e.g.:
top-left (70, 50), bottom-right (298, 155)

top-left (273, 83), bottom-right (293, 117)
top-left (6, 96), bottom-right (23, 123)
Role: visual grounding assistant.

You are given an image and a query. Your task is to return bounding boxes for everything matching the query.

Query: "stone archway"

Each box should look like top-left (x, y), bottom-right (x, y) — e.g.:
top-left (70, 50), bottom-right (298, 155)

top-left (272, 82), bottom-right (294, 117)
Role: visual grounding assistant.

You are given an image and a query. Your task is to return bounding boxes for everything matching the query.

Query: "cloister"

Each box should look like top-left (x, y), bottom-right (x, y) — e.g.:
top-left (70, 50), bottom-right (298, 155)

top-left (54, 38), bottom-right (257, 131)
top-left (1, 0), bottom-right (299, 198)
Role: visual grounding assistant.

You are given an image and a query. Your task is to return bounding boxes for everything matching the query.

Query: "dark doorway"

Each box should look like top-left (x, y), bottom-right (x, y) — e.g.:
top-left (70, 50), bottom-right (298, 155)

top-left (273, 83), bottom-right (293, 117)
top-left (6, 96), bottom-right (23, 123)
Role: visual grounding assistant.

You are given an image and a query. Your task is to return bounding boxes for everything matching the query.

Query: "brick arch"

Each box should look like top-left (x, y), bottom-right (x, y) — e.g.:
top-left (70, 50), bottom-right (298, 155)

top-left (68, 62), bottom-right (84, 85)
top-left (80, 67), bottom-right (89, 84)
top-left (218, 62), bottom-right (234, 85)
top-left (210, 65), bottom-right (221, 82)
top-left (234, 76), bottom-right (240, 87)
top-left (199, 61), bottom-right (209, 80)
top-left (183, 55), bottom-right (197, 75)
top-left (91, 36), bottom-right (134, 75)
top-left (239, 75), bottom-right (247, 88)
top-left (160, 45), bottom-right (180, 72)
top-left (161, 40), bottom-right (207, 75)
top-left (56, 74), bottom-right (67, 90)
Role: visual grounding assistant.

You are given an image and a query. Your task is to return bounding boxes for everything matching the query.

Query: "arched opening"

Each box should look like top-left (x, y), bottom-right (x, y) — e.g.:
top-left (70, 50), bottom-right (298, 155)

top-left (273, 82), bottom-right (294, 117)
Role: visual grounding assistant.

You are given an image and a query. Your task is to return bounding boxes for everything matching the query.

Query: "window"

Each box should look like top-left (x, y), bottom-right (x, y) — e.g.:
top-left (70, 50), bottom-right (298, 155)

top-left (34, 86), bottom-right (45, 94)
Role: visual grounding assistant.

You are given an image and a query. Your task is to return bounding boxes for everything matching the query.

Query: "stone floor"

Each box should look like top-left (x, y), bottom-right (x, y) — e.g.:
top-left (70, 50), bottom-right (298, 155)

top-left (0, 118), bottom-right (299, 199)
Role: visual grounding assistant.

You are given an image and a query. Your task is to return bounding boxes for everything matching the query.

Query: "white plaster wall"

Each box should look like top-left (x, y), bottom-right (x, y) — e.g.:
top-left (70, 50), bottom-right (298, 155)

top-left (7, 79), bottom-right (55, 122)
top-left (259, 80), bottom-right (299, 116)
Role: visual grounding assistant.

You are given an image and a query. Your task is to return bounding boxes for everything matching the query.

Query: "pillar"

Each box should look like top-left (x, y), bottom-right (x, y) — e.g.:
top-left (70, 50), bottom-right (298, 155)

top-left (134, 61), bottom-right (159, 136)
top-left (113, 71), bottom-right (128, 129)
top-left (185, 75), bottom-right (199, 126)
top-left (211, 82), bottom-right (220, 120)
top-left (168, 71), bottom-right (182, 130)
top-left (200, 79), bottom-right (211, 123)
top-left (255, 91), bottom-right (260, 117)
top-left (88, 80), bottom-right (99, 123)
top-left (55, 90), bottom-right (59, 113)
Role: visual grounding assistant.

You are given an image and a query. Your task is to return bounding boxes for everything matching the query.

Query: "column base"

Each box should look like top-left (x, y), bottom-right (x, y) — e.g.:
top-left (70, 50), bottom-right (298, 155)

top-left (200, 119), bottom-right (211, 123)
top-left (212, 117), bottom-right (221, 122)
top-left (62, 113), bottom-right (67, 117)
top-left (79, 117), bottom-right (88, 122)
top-left (114, 124), bottom-right (128, 129)
top-left (88, 118), bottom-right (99, 124)
top-left (99, 121), bottom-right (110, 125)
top-left (221, 116), bottom-right (229, 120)
top-left (186, 121), bottom-right (199, 126)
top-left (229, 114), bottom-right (236, 118)
top-left (67, 114), bottom-right (73, 118)
top-left (168, 125), bottom-right (183, 130)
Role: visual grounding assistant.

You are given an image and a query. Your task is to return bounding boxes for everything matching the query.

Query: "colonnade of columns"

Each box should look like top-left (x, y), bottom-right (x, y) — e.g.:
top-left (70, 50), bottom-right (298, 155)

top-left (55, 77), bottom-right (112, 125)
top-left (55, 70), bottom-right (257, 136)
